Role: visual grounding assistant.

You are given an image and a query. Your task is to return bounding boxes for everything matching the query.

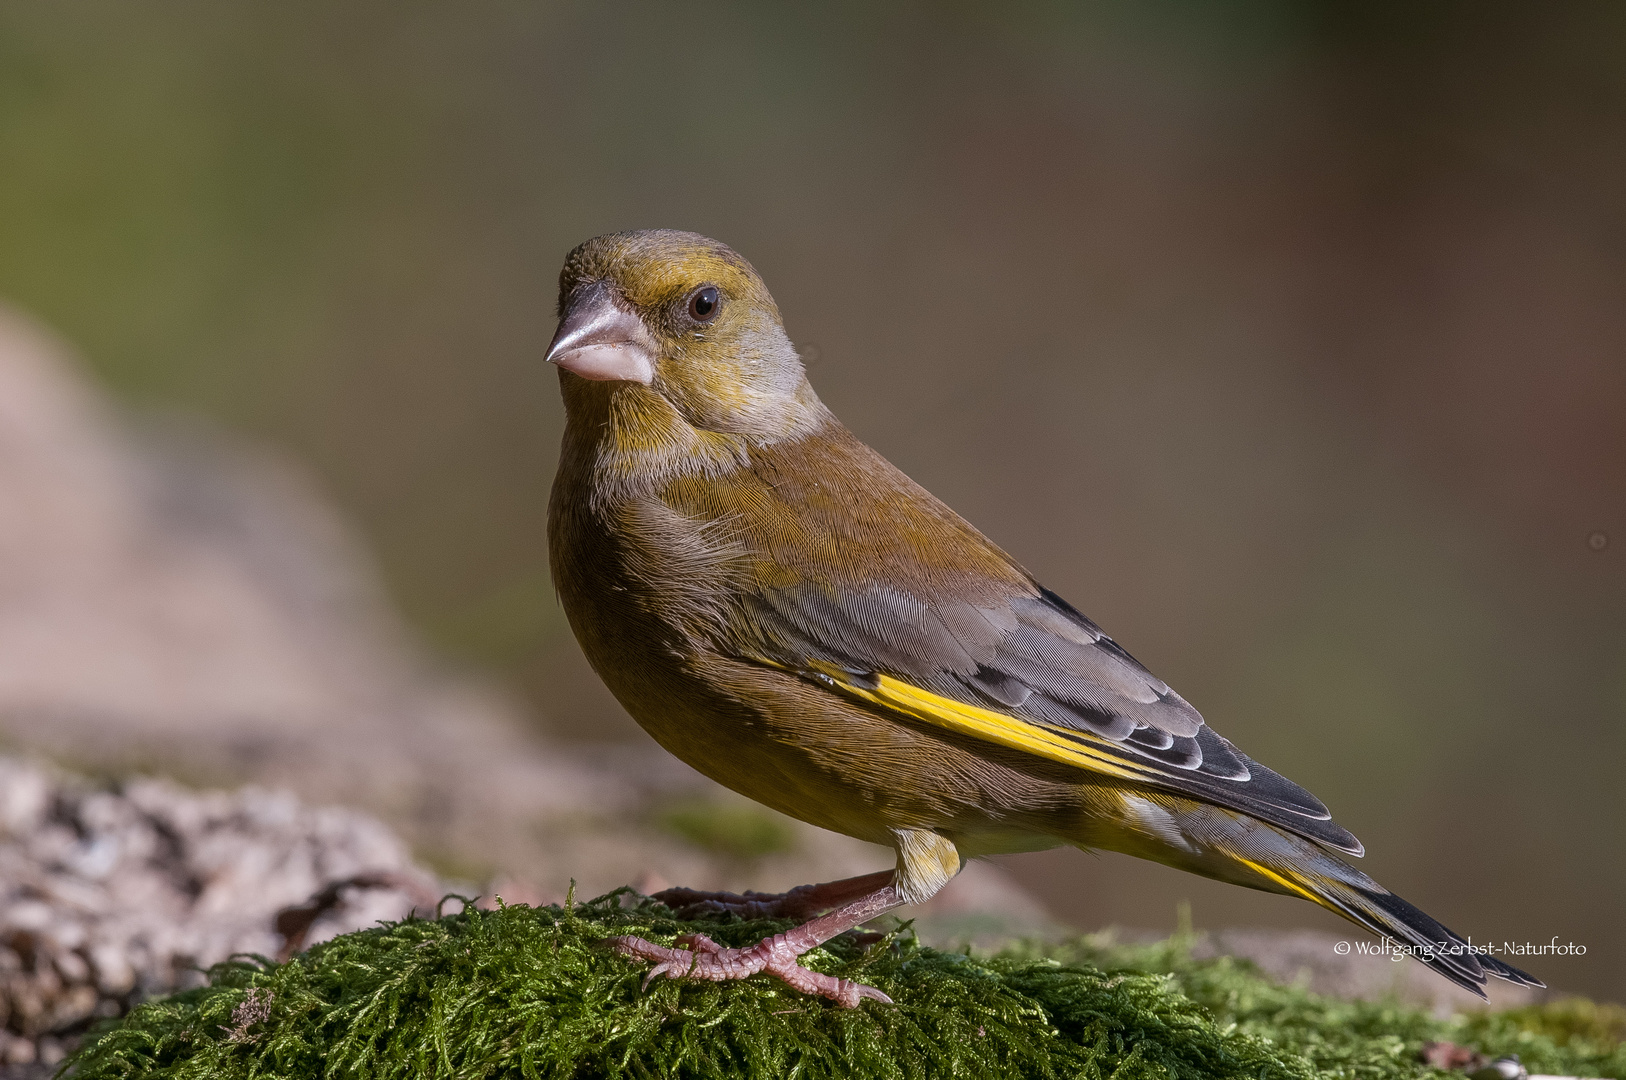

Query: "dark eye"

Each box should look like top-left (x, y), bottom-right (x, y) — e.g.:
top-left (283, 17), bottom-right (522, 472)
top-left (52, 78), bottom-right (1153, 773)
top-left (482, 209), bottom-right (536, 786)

top-left (686, 285), bottom-right (721, 324)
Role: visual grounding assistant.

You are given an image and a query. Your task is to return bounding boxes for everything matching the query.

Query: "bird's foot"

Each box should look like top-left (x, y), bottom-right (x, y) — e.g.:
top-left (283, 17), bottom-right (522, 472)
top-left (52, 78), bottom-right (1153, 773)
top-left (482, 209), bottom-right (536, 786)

top-left (605, 930), bottom-right (892, 1008)
top-left (652, 869), bottom-right (893, 920)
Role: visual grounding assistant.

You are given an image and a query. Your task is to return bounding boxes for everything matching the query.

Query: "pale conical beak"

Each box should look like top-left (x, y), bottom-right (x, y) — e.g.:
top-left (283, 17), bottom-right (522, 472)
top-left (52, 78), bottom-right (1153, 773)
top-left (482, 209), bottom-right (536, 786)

top-left (544, 282), bottom-right (657, 384)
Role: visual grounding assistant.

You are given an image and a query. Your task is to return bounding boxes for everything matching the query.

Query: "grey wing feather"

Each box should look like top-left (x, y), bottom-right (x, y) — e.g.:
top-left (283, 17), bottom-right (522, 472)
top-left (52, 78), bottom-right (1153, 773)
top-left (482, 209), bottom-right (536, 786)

top-left (950, 588), bottom-right (1246, 783)
top-left (744, 579), bottom-right (1361, 855)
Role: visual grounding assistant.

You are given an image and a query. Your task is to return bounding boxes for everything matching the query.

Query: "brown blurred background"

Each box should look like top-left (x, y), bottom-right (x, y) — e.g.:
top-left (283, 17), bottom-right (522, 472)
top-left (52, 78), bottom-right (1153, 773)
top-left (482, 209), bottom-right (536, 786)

top-left (0, 1), bottom-right (1621, 998)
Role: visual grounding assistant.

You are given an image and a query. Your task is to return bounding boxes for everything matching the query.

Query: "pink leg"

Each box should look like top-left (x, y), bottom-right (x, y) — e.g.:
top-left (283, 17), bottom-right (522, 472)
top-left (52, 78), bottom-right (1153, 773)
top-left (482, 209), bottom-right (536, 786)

top-left (608, 880), bottom-right (905, 1007)
top-left (652, 870), bottom-right (894, 920)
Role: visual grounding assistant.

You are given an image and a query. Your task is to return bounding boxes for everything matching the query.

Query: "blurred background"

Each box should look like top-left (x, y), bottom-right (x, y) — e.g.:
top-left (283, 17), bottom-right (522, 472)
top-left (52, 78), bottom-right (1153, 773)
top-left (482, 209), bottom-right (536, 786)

top-left (0, 0), bottom-right (1621, 999)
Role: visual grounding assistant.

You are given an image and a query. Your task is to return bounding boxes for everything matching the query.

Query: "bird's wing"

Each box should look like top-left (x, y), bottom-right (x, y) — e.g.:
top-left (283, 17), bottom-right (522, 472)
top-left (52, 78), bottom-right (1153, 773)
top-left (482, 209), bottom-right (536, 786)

top-left (688, 427), bottom-right (1362, 855)
top-left (741, 580), bottom-right (1362, 855)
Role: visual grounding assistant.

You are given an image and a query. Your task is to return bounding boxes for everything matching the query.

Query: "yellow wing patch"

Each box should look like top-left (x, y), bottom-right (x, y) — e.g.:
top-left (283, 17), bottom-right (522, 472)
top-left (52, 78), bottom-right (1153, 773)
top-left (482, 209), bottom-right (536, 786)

top-left (1229, 856), bottom-right (1325, 905)
top-left (826, 668), bottom-right (1157, 785)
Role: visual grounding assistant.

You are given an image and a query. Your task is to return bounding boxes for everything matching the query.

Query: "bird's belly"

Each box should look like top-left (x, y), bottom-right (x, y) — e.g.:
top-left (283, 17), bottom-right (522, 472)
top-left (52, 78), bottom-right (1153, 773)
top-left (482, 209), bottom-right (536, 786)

top-left (584, 647), bottom-right (918, 846)
top-left (572, 622), bottom-right (1113, 851)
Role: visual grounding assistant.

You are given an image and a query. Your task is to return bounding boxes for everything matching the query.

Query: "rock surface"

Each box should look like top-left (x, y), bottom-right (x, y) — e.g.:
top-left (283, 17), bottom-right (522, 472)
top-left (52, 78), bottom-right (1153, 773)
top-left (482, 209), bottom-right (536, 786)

top-left (0, 756), bottom-right (438, 1073)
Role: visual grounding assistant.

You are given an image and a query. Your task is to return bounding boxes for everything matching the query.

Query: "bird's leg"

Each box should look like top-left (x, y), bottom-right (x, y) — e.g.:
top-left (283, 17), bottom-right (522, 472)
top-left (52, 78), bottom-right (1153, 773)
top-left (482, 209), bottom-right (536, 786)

top-left (607, 879), bottom-right (906, 1007)
top-left (651, 869), bottom-right (894, 920)
top-left (614, 830), bottom-right (959, 1007)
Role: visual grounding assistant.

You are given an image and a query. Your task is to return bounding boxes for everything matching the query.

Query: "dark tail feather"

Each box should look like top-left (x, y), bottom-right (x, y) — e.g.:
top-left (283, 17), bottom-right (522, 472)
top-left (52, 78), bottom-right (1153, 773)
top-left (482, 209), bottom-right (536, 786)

top-left (1130, 802), bottom-right (1544, 997)
top-left (1330, 883), bottom-right (1544, 996)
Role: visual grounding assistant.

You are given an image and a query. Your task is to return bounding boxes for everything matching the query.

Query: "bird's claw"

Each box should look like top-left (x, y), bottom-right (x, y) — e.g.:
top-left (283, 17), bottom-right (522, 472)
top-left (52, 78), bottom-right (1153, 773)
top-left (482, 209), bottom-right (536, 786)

top-left (604, 933), bottom-right (890, 1007)
top-left (604, 935), bottom-right (702, 989)
top-left (642, 955), bottom-right (694, 990)
top-left (672, 932), bottom-right (723, 953)
top-left (762, 952), bottom-right (893, 1006)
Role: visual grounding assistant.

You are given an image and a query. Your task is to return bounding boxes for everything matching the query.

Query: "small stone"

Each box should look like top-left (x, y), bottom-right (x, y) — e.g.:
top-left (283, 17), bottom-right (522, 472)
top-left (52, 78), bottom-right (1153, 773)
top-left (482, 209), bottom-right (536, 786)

top-left (2, 901), bottom-right (54, 933)
top-left (49, 984), bottom-right (100, 1029)
top-left (52, 946), bottom-right (91, 983)
top-left (37, 1036), bottom-right (65, 1066)
top-left (89, 942), bottom-right (135, 995)
top-left (1469, 1057), bottom-right (1527, 1080)
top-left (0, 765), bottom-right (50, 835)
top-left (1, 1031), bottom-right (36, 1066)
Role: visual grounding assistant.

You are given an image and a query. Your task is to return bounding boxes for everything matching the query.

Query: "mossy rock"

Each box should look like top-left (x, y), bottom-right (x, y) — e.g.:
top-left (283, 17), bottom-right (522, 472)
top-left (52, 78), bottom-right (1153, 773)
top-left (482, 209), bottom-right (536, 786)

top-left (66, 889), bottom-right (1626, 1079)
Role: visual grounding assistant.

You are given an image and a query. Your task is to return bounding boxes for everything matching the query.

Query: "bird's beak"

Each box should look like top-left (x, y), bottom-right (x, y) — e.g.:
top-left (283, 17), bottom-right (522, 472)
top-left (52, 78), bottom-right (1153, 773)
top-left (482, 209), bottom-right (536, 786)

top-left (545, 282), bottom-right (657, 384)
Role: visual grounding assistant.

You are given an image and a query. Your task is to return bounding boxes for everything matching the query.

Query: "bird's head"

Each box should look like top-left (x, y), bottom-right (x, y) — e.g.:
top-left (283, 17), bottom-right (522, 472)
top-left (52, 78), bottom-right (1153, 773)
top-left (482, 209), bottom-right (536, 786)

top-left (546, 230), bottom-right (821, 440)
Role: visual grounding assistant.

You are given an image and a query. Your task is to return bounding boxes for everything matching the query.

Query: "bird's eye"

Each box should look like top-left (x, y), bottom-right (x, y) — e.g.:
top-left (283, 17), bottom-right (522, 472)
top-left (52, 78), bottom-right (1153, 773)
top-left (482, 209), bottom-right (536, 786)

top-left (686, 285), bottom-right (721, 324)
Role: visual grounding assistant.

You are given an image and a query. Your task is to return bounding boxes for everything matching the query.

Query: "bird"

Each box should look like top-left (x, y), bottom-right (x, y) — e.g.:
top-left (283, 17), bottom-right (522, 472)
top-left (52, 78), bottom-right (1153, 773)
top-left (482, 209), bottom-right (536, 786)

top-left (544, 228), bottom-right (1541, 1007)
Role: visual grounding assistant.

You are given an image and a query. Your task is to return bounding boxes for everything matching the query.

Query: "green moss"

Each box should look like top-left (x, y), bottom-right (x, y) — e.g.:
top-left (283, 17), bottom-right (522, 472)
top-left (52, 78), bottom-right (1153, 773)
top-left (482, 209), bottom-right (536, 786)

top-left (65, 890), bottom-right (1626, 1080)
top-left (1459, 996), bottom-right (1626, 1049)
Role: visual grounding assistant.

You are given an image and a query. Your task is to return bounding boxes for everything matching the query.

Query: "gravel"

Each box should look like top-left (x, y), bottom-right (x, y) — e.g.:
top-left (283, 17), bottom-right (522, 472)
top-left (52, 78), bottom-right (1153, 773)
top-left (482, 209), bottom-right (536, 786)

top-left (0, 756), bottom-right (439, 1073)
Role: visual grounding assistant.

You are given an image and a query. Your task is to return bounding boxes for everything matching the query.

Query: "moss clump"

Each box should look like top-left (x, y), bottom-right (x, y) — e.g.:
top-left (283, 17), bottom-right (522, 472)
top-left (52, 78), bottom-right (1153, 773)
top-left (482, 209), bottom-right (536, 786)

top-left (65, 889), bottom-right (1626, 1080)
top-left (1011, 935), bottom-right (1626, 1080)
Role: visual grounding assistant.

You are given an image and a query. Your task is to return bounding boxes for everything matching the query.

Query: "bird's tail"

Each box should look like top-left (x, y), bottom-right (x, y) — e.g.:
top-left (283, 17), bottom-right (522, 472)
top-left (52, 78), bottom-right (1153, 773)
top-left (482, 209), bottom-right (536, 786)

top-left (1092, 794), bottom-right (1544, 997)
top-left (1237, 853), bottom-right (1544, 996)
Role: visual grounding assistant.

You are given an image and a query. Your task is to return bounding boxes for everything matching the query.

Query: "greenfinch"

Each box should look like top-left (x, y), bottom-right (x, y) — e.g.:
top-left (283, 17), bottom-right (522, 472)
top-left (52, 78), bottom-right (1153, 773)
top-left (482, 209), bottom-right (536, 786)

top-left (545, 229), bottom-right (1540, 1007)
